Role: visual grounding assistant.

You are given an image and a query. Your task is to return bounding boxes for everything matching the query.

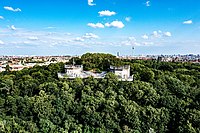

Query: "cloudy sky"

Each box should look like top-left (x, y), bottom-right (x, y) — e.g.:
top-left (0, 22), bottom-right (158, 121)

top-left (0, 0), bottom-right (200, 56)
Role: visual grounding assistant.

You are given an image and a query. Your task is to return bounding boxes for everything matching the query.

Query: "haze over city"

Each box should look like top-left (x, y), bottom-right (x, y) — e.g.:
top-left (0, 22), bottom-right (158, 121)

top-left (0, 0), bottom-right (200, 55)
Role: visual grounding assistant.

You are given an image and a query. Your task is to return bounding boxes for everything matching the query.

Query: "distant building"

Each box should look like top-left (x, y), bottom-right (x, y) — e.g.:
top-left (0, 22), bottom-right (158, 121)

top-left (157, 56), bottom-right (173, 62)
top-left (157, 56), bottom-right (163, 62)
top-left (0, 65), bottom-right (5, 72)
top-left (110, 65), bottom-right (133, 81)
top-left (117, 52), bottom-right (120, 57)
top-left (10, 65), bottom-right (24, 71)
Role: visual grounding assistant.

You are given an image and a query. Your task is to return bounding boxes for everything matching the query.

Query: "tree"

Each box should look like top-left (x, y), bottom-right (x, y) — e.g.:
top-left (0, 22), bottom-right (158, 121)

top-left (0, 53), bottom-right (199, 132)
top-left (5, 65), bottom-right (10, 72)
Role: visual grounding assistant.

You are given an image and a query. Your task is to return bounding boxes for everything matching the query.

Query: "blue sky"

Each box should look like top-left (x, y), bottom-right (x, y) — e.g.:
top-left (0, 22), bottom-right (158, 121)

top-left (0, 0), bottom-right (200, 56)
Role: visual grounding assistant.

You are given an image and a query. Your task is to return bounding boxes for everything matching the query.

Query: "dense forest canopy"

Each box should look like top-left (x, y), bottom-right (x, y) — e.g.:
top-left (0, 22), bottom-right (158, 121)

top-left (0, 53), bottom-right (200, 133)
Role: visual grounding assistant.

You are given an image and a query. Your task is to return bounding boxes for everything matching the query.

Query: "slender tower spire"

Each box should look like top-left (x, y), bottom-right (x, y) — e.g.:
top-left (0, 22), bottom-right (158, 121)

top-left (132, 46), bottom-right (135, 57)
top-left (73, 58), bottom-right (75, 65)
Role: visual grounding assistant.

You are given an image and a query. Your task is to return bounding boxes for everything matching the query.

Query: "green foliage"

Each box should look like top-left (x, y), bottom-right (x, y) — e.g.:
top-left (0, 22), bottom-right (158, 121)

top-left (71, 53), bottom-right (123, 71)
top-left (0, 53), bottom-right (199, 132)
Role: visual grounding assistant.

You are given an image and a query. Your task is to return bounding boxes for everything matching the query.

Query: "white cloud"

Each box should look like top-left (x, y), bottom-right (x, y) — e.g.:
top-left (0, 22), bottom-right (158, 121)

top-left (0, 29), bottom-right (84, 48)
top-left (121, 36), bottom-right (157, 47)
top-left (151, 30), bottom-right (172, 38)
top-left (4, 6), bottom-right (21, 12)
top-left (0, 16), bottom-right (4, 19)
top-left (10, 25), bottom-right (17, 30)
top-left (74, 37), bottom-right (84, 42)
top-left (164, 32), bottom-right (172, 37)
top-left (105, 21), bottom-right (125, 28)
top-left (122, 37), bottom-right (140, 46)
top-left (45, 27), bottom-right (56, 29)
top-left (65, 33), bottom-right (71, 36)
top-left (146, 1), bottom-right (151, 7)
top-left (83, 33), bottom-right (99, 39)
top-left (88, 0), bottom-right (96, 6)
top-left (23, 41), bottom-right (31, 44)
top-left (142, 42), bottom-right (154, 45)
top-left (0, 40), bottom-right (4, 45)
top-left (73, 33), bottom-right (99, 43)
top-left (28, 36), bottom-right (39, 41)
top-left (142, 34), bottom-right (149, 39)
top-left (128, 37), bottom-right (136, 41)
top-left (125, 17), bottom-right (131, 22)
top-left (152, 31), bottom-right (161, 38)
top-left (183, 20), bottom-right (193, 24)
top-left (87, 23), bottom-right (105, 28)
top-left (98, 10), bottom-right (116, 17)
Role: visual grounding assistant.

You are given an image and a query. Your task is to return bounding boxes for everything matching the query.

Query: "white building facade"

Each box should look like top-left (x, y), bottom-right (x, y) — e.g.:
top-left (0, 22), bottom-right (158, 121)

top-left (110, 65), bottom-right (133, 81)
top-left (64, 65), bottom-right (83, 78)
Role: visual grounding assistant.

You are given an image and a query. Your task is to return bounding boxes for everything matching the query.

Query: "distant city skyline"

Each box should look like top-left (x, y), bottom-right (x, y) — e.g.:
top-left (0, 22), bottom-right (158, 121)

top-left (0, 0), bottom-right (200, 55)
